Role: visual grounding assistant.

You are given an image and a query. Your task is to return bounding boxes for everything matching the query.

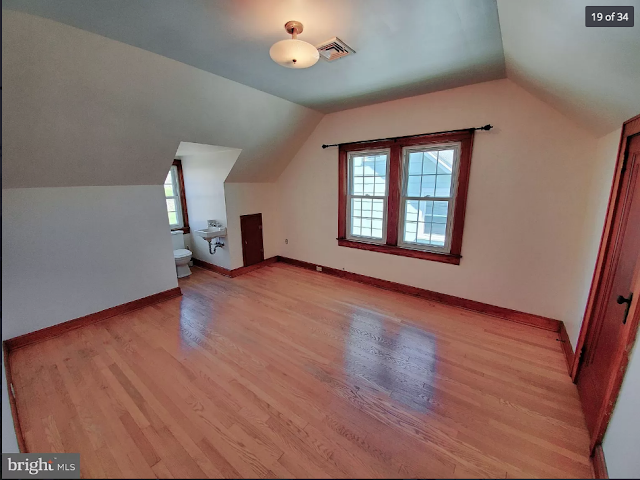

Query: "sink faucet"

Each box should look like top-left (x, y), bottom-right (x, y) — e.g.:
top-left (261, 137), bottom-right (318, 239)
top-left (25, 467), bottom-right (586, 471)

top-left (208, 220), bottom-right (222, 228)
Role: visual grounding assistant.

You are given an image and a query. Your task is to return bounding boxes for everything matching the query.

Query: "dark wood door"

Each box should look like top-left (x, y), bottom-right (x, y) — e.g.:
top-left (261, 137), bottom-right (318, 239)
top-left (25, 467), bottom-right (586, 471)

top-left (577, 134), bottom-right (640, 436)
top-left (240, 213), bottom-right (264, 267)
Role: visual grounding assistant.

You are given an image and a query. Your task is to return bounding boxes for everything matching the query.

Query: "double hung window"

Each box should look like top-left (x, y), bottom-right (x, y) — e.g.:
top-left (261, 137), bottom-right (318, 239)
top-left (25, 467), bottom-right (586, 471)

top-left (338, 130), bottom-right (474, 265)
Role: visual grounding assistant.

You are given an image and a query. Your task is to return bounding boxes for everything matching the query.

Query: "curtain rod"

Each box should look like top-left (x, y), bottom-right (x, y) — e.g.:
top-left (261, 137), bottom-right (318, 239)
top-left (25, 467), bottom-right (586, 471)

top-left (321, 124), bottom-right (493, 149)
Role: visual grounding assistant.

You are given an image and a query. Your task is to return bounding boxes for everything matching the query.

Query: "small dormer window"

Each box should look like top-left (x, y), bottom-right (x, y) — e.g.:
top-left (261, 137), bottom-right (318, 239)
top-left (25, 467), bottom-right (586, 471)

top-left (164, 160), bottom-right (190, 232)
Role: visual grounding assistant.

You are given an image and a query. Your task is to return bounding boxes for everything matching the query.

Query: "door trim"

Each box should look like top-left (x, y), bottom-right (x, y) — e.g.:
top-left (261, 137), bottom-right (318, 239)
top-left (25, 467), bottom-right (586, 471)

top-left (592, 444), bottom-right (609, 479)
top-left (572, 114), bottom-right (640, 453)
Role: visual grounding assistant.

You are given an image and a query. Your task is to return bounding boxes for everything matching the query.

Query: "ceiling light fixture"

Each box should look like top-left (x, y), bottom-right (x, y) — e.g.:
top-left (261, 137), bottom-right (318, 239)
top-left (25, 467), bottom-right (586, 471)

top-left (269, 21), bottom-right (319, 69)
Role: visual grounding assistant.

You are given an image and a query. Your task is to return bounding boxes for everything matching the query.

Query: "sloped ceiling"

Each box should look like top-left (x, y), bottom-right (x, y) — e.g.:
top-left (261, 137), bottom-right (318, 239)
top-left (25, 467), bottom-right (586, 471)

top-left (497, 0), bottom-right (640, 135)
top-left (175, 143), bottom-right (240, 158)
top-left (175, 142), bottom-right (242, 182)
top-left (1, 0), bottom-right (506, 113)
top-left (1, 10), bottom-right (322, 188)
top-left (3, 2), bottom-right (639, 190)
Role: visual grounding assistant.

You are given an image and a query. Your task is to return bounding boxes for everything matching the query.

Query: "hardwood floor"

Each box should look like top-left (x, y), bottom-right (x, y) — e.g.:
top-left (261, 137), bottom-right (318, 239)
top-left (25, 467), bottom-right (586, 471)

top-left (8, 263), bottom-right (593, 478)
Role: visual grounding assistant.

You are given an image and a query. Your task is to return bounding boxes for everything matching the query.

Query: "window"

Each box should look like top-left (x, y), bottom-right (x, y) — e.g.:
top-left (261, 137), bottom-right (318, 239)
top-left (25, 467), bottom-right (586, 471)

top-left (400, 144), bottom-right (459, 252)
top-left (347, 150), bottom-right (389, 243)
top-left (338, 130), bottom-right (474, 264)
top-left (164, 166), bottom-right (182, 228)
top-left (164, 160), bottom-right (190, 232)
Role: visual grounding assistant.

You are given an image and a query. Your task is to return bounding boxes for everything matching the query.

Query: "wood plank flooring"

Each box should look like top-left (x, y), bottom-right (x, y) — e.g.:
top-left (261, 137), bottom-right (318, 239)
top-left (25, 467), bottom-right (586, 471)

top-left (8, 263), bottom-right (593, 478)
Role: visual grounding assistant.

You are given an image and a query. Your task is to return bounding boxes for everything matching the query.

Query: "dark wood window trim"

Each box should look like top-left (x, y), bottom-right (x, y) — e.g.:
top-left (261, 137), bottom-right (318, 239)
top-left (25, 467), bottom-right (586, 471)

top-left (337, 130), bottom-right (474, 265)
top-left (171, 159), bottom-right (190, 234)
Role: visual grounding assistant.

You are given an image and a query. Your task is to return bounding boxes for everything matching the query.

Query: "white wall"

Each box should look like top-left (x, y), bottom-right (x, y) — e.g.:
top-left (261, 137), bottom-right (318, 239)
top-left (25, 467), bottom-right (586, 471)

top-left (603, 339), bottom-right (640, 478)
top-left (180, 149), bottom-right (241, 270)
top-left (277, 79), bottom-right (599, 336)
top-left (225, 183), bottom-right (282, 269)
top-left (569, 129), bottom-right (621, 346)
top-left (2, 186), bottom-right (178, 340)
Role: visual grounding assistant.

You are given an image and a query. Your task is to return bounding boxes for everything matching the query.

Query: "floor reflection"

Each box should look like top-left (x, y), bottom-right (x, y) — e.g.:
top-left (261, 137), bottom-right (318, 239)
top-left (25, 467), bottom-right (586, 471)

top-left (177, 291), bottom-right (222, 352)
top-left (343, 307), bottom-right (437, 413)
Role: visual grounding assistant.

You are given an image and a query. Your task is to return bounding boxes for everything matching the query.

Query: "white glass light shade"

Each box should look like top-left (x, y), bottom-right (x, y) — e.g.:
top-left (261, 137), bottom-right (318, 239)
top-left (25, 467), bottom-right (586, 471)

top-left (269, 39), bottom-right (319, 68)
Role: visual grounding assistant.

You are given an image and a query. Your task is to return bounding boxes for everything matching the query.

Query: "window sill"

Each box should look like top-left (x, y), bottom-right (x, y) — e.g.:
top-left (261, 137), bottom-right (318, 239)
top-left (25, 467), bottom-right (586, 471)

top-left (172, 226), bottom-right (191, 234)
top-left (337, 239), bottom-right (461, 265)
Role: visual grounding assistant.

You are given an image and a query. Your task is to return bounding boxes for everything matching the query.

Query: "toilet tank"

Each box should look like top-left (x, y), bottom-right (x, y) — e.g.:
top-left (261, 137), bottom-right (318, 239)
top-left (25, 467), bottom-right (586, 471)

top-left (171, 230), bottom-right (185, 250)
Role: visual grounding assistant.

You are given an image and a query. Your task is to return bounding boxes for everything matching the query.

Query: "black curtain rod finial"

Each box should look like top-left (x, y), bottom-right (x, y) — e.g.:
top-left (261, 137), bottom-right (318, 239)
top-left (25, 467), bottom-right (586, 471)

top-left (322, 124), bottom-right (493, 149)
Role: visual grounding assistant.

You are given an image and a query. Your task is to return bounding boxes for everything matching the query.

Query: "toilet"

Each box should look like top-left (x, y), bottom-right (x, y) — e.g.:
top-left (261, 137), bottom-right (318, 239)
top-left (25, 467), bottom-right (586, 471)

top-left (171, 230), bottom-right (192, 278)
